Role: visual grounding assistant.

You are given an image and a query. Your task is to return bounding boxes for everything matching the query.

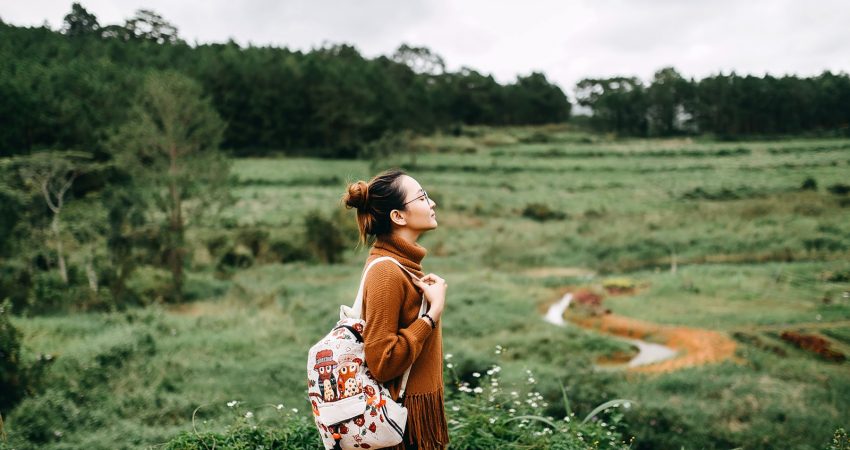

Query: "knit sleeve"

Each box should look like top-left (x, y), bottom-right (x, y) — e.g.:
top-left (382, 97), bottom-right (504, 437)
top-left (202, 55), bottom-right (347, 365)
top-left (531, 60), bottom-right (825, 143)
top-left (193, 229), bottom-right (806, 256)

top-left (361, 260), bottom-right (433, 383)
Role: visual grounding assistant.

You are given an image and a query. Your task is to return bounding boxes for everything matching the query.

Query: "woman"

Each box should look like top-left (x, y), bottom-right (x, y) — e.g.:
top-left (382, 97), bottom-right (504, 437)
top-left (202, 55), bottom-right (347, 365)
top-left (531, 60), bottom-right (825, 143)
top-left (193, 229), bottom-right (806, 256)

top-left (342, 168), bottom-right (449, 450)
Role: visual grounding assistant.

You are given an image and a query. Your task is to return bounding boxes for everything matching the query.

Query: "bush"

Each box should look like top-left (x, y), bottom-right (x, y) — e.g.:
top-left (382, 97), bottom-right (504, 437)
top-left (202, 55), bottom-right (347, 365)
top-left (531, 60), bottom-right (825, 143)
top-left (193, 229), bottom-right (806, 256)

top-left (827, 183), bottom-right (850, 196)
top-left (125, 266), bottom-right (172, 305)
top-left (522, 203), bottom-right (568, 221)
top-left (0, 299), bottom-right (25, 412)
top-left (236, 228), bottom-right (270, 257)
top-left (216, 244), bottom-right (254, 272)
top-left (800, 176), bottom-right (818, 190)
top-left (304, 210), bottom-right (347, 264)
top-left (267, 238), bottom-right (311, 264)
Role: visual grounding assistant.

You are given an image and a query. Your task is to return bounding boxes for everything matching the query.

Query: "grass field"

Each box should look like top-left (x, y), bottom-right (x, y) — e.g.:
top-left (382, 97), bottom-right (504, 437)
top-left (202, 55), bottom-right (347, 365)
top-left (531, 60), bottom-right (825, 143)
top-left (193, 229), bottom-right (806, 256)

top-left (5, 126), bottom-right (850, 449)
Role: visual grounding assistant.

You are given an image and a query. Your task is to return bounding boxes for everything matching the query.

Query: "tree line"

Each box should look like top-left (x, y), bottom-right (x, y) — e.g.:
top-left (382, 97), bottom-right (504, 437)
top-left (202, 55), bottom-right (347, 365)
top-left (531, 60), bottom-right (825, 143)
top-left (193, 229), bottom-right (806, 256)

top-left (0, 3), bottom-right (570, 159)
top-left (576, 67), bottom-right (850, 137)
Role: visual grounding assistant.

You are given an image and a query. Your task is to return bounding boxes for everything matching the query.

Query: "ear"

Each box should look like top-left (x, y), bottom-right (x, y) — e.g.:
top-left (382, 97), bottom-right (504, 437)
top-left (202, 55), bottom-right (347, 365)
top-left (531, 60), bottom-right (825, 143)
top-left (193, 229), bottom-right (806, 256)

top-left (389, 208), bottom-right (407, 226)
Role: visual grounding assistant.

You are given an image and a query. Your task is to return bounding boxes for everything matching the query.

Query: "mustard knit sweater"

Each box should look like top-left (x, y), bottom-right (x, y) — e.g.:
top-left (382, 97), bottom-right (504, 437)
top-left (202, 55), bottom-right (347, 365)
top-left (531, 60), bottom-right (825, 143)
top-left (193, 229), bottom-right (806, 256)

top-left (361, 234), bottom-right (449, 450)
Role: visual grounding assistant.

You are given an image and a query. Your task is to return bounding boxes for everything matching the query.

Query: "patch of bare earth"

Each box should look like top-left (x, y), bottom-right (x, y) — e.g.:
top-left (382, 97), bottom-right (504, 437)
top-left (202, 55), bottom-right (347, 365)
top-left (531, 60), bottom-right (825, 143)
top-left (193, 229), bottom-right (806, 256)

top-left (569, 313), bottom-right (739, 373)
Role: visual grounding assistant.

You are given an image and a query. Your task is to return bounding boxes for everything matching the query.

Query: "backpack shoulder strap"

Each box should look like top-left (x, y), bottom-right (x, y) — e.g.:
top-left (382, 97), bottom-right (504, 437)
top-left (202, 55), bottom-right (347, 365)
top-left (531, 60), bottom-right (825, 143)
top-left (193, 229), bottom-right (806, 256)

top-left (342, 256), bottom-right (423, 320)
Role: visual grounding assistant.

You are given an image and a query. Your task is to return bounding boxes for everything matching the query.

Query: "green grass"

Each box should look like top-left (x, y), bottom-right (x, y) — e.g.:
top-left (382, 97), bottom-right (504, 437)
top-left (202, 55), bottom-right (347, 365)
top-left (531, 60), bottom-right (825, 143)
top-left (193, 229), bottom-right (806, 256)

top-left (4, 126), bottom-right (850, 449)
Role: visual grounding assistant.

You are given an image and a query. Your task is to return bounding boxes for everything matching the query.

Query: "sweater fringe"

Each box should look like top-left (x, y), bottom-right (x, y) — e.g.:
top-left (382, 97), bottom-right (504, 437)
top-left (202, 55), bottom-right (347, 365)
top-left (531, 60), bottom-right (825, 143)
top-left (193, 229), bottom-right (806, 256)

top-left (403, 390), bottom-right (449, 450)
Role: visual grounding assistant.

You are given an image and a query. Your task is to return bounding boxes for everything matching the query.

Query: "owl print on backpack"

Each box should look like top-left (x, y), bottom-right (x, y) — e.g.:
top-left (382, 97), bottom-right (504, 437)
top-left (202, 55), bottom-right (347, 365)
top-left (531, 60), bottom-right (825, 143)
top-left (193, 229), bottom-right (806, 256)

top-left (313, 349), bottom-right (338, 402)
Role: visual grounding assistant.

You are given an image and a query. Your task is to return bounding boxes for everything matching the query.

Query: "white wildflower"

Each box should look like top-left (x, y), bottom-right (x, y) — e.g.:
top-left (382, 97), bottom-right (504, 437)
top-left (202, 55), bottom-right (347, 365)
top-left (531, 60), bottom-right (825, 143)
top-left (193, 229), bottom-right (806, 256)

top-left (445, 353), bottom-right (453, 360)
top-left (276, 404), bottom-right (284, 410)
top-left (291, 408), bottom-right (299, 413)
top-left (473, 372), bottom-right (481, 378)
top-left (489, 417), bottom-right (497, 424)
top-left (245, 411), bottom-right (253, 419)
top-left (473, 387), bottom-right (483, 394)
top-left (227, 400), bottom-right (238, 408)
top-left (452, 406), bottom-right (460, 411)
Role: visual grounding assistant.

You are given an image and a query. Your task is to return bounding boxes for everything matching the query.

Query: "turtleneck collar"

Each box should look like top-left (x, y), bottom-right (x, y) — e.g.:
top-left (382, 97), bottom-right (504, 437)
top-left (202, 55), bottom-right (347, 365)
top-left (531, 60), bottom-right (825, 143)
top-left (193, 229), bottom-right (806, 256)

top-left (370, 233), bottom-right (427, 274)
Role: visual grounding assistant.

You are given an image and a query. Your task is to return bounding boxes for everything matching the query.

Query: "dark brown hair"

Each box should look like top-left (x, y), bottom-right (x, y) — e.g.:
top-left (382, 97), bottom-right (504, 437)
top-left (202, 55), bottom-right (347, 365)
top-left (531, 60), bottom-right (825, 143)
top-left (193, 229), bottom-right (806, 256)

top-left (342, 168), bottom-right (408, 246)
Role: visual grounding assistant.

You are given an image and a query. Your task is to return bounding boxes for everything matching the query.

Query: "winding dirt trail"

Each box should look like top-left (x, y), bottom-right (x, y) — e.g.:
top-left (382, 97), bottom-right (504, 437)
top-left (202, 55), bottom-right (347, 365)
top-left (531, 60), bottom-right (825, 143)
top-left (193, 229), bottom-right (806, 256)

top-left (569, 313), bottom-right (740, 373)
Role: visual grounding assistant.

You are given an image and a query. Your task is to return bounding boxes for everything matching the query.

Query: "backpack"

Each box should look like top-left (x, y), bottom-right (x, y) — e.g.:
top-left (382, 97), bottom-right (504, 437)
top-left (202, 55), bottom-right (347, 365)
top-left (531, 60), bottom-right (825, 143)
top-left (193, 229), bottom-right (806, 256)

top-left (307, 256), bottom-right (426, 450)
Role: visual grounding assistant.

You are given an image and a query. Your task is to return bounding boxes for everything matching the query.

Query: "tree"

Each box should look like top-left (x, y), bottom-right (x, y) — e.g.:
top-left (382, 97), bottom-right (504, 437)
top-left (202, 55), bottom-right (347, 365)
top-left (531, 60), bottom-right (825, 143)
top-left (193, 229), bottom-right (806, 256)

top-left (61, 3), bottom-right (100, 37)
top-left (507, 72), bottom-right (571, 124)
top-left (16, 151), bottom-right (92, 284)
top-left (392, 44), bottom-right (446, 75)
top-left (575, 77), bottom-right (648, 135)
top-left (123, 9), bottom-right (180, 44)
top-left (646, 67), bottom-right (694, 136)
top-left (109, 71), bottom-right (229, 302)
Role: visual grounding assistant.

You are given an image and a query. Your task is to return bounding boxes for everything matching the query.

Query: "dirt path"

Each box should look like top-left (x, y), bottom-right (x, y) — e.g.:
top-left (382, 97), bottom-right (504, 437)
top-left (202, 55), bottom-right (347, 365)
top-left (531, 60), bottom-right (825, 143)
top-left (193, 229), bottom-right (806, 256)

top-left (569, 313), bottom-right (740, 373)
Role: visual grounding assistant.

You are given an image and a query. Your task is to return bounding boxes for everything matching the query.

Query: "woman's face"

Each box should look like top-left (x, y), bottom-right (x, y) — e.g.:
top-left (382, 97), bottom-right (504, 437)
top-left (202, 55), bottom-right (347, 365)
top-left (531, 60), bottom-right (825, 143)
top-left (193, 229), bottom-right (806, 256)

top-left (395, 175), bottom-right (437, 231)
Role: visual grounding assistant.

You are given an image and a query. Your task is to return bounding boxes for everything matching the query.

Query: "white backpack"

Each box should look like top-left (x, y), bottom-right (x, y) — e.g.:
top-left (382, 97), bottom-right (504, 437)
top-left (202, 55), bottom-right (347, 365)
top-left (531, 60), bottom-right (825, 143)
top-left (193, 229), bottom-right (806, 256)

top-left (307, 256), bottom-right (426, 450)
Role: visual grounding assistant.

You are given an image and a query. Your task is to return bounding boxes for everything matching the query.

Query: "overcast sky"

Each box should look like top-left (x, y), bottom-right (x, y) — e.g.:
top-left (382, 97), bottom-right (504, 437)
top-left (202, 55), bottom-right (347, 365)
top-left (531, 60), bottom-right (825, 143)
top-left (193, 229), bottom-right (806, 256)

top-left (3, 0), bottom-right (850, 95)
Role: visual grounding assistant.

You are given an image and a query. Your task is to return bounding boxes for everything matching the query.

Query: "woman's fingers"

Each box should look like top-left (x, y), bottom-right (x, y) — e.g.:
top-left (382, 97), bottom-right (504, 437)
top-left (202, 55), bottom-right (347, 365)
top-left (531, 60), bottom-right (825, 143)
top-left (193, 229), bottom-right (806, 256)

top-left (421, 273), bottom-right (446, 285)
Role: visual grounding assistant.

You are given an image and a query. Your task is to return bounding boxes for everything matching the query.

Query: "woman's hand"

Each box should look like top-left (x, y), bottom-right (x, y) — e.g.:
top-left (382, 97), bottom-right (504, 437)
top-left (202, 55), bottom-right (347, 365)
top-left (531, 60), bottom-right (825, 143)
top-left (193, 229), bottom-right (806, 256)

top-left (411, 273), bottom-right (448, 323)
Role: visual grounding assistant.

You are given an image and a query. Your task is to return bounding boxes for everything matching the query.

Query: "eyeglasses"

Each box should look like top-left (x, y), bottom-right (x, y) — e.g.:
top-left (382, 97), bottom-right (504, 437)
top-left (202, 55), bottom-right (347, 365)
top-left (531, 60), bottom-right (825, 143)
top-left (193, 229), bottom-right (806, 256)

top-left (403, 190), bottom-right (429, 206)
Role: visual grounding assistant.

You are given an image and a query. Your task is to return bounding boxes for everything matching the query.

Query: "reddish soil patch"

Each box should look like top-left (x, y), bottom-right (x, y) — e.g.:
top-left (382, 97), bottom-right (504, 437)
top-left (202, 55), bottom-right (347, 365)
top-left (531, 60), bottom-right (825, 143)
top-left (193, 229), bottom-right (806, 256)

top-left (780, 331), bottom-right (846, 362)
top-left (603, 286), bottom-right (637, 296)
top-left (569, 313), bottom-right (739, 373)
top-left (573, 288), bottom-right (604, 308)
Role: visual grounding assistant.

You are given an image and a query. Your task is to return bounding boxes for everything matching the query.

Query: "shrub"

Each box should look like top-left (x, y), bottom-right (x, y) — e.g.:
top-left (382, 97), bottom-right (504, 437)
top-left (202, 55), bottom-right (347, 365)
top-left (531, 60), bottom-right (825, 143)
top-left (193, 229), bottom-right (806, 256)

top-left (304, 210), bottom-right (347, 264)
top-left (800, 176), bottom-right (818, 190)
top-left (522, 203), bottom-right (568, 221)
top-left (236, 228), bottom-right (270, 257)
top-left (827, 183), bottom-right (850, 196)
top-left (267, 238), bottom-right (312, 264)
top-left (8, 330), bottom-right (157, 445)
top-left (125, 266), bottom-right (172, 305)
top-left (820, 269), bottom-right (850, 283)
top-left (216, 244), bottom-right (254, 272)
top-left (0, 299), bottom-right (25, 412)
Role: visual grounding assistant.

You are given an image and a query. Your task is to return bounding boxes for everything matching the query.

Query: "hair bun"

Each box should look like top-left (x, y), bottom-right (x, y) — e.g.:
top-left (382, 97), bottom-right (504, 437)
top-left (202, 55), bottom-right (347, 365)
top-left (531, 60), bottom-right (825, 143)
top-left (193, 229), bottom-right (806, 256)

top-left (345, 180), bottom-right (370, 210)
